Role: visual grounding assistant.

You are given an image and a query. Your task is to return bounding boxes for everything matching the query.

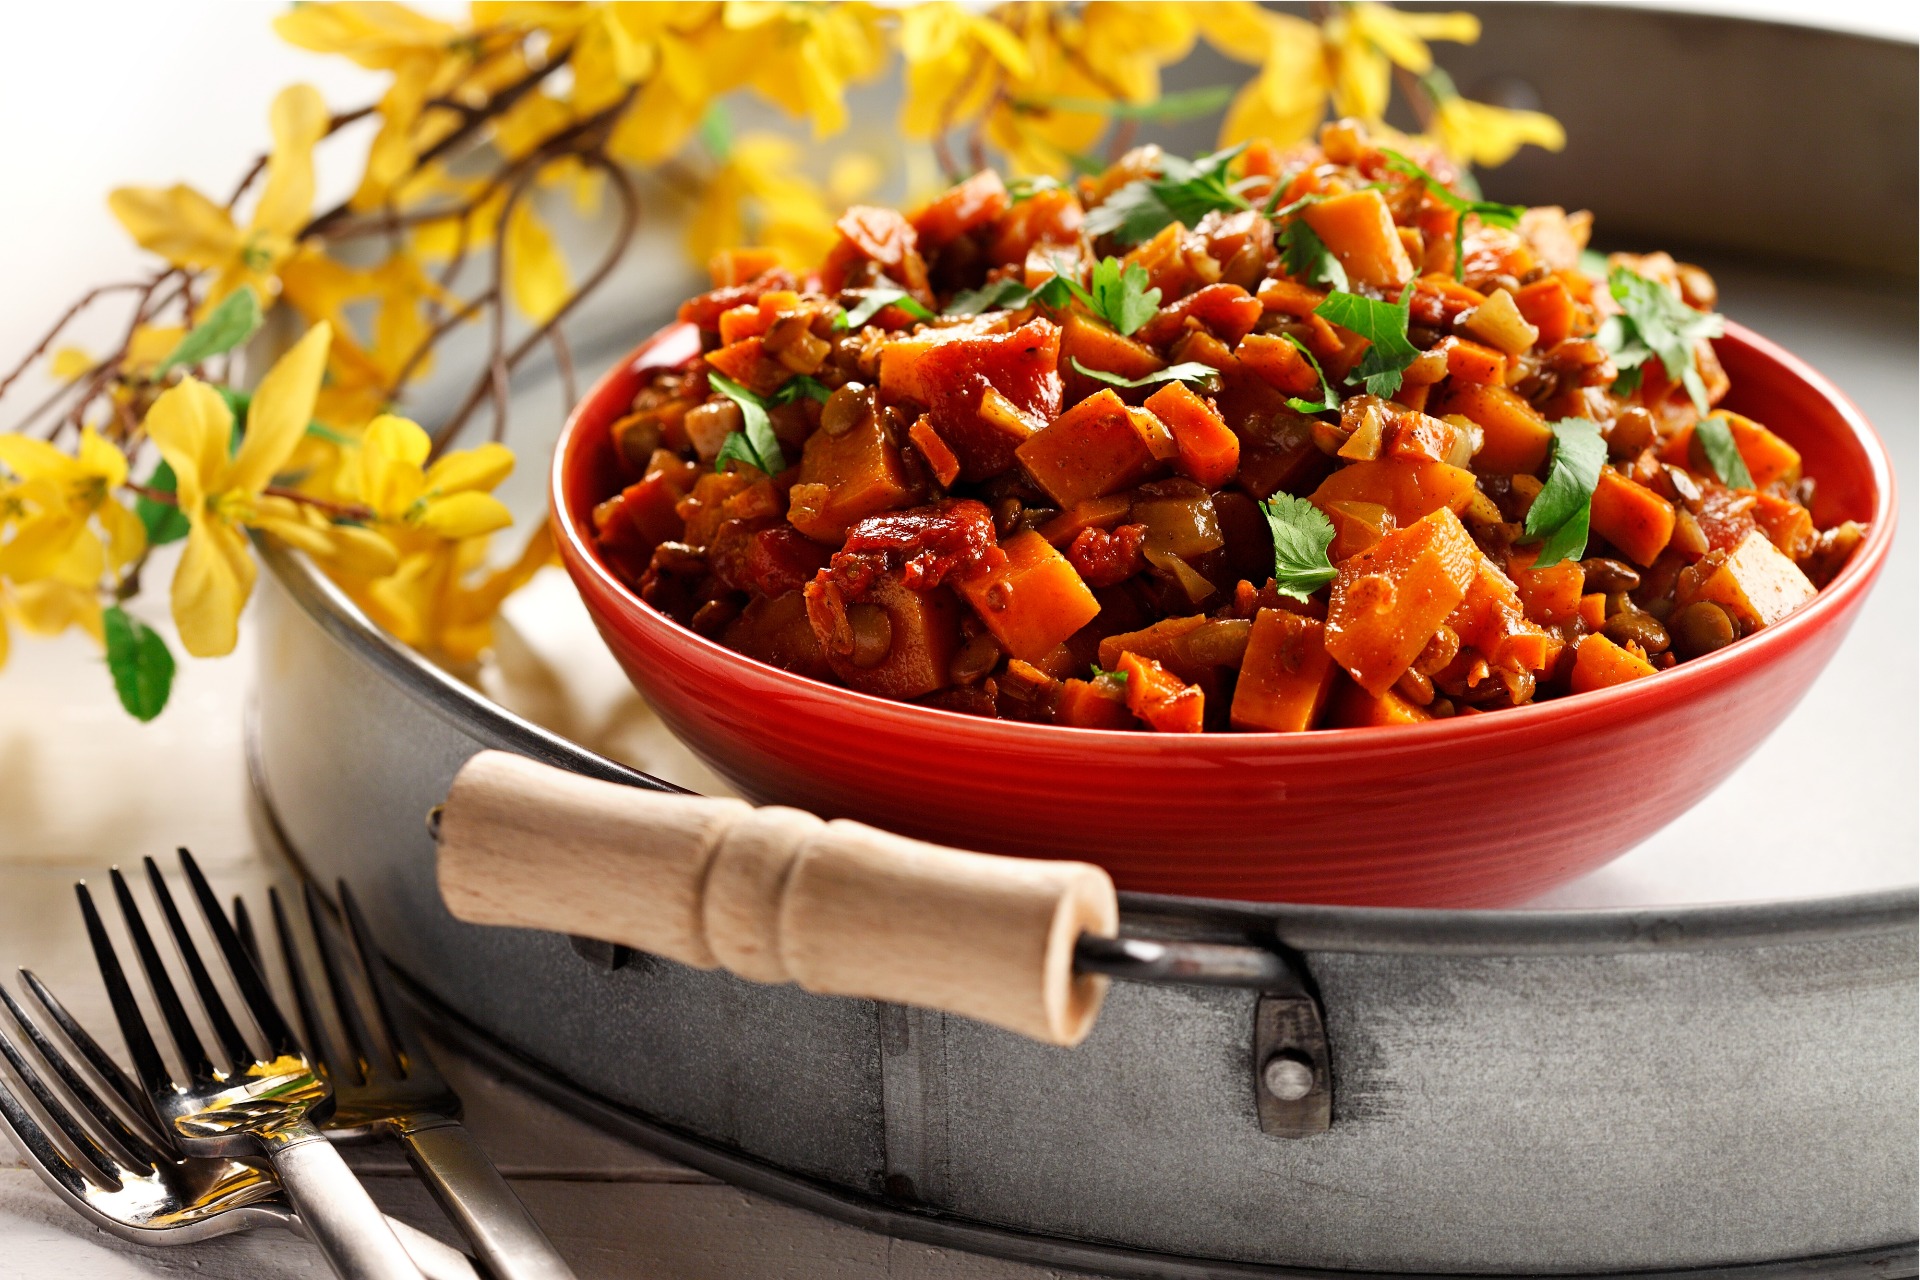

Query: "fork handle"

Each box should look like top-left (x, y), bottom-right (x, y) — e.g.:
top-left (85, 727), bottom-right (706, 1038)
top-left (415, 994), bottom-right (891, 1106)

top-left (398, 1115), bottom-right (578, 1280)
top-left (262, 1120), bottom-right (423, 1280)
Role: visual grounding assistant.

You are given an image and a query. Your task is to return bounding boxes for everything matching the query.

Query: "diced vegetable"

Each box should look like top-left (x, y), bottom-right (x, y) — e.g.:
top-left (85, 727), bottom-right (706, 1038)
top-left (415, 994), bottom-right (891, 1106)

top-left (1506, 545), bottom-right (1584, 625)
top-left (1038, 494), bottom-right (1133, 546)
top-left (1570, 633), bottom-right (1657, 693)
top-left (1310, 458), bottom-right (1480, 527)
top-left (1230, 609), bottom-right (1337, 732)
top-left (1300, 189), bottom-right (1415, 289)
top-left (1326, 678), bottom-right (1432, 727)
top-left (1446, 557), bottom-right (1554, 675)
top-left (1015, 388), bottom-right (1166, 507)
top-left (1325, 508), bottom-right (1480, 696)
top-left (955, 530), bottom-right (1101, 663)
top-left (1144, 380), bottom-right (1240, 488)
top-left (1117, 651), bottom-right (1205, 733)
top-left (879, 318), bottom-right (1062, 480)
top-left (1679, 530), bottom-right (1817, 628)
top-left (1588, 469), bottom-right (1674, 566)
top-left (1059, 312), bottom-right (1165, 401)
top-left (1431, 382), bottom-right (1551, 474)
top-left (807, 569), bottom-right (961, 700)
top-left (787, 413), bottom-right (918, 544)
top-left (911, 169), bottom-right (1010, 248)
top-left (1056, 676), bottom-right (1138, 729)
top-left (1320, 499), bottom-right (1395, 562)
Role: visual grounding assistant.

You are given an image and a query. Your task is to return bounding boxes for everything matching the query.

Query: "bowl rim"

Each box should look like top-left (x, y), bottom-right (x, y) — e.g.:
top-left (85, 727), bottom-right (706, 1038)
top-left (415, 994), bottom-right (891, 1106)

top-left (552, 318), bottom-right (1899, 755)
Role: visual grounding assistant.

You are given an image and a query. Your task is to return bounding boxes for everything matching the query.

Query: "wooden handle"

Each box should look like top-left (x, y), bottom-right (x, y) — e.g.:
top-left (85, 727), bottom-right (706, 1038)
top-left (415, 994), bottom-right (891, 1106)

top-left (436, 751), bottom-right (1118, 1046)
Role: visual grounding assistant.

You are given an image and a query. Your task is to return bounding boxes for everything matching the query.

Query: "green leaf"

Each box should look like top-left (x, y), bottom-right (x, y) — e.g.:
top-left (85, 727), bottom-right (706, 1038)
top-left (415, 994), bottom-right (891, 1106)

top-left (135, 461), bottom-right (191, 546)
top-left (1069, 356), bottom-right (1220, 392)
top-left (770, 375), bottom-right (831, 406)
top-left (1578, 248), bottom-right (1610, 277)
top-left (1379, 150), bottom-right (1524, 281)
top-left (1277, 217), bottom-right (1348, 292)
top-left (707, 372), bottom-right (784, 474)
top-left (1695, 414), bottom-right (1755, 489)
top-left (1281, 335), bottom-right (1340, 414)
top-left (1260, 492), bottom-right (1339, 601)
top-left (102, 606), bottom-right (175, 722)
top-left (944, 271), bottom-right (1085, 319)
top-left (1314, 287), bottom-right (1419, 398)
top-left (1089, 662), bottom-right (1129, 685)
top-left (834, 287), bottom-right (935, 330)
top-left (1522, 418), bottom-right (1607, 567)
top-left (153, 286), bottom-right (263, 379)
top-left (1006, 174), bottom-right (1063, 204)
top-left (1026, 85), bottom-right (1235, 124)
top-left (1599, 265), bottom-right (1725, 415)
top-left (699, 101), bottom-right (733, 160)
top-left (1082, 143), bottom-right (1250, 247)
top-left (1086, 257), bottom-right (1160, 336)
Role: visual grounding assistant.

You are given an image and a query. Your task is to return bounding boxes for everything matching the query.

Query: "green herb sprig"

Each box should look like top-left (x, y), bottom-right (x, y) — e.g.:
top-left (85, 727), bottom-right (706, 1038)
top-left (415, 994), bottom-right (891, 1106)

top-left (709, 371), bottom-right (786, 474)
top-left (1083, 144), bottom-right (1250, 247)
top-left (1313, 287), bottom-right (1419, 398)
top-left (834, 287), bottom-right (935, 330)
top-left (1069, 356), bottom-right (1220, 392)
top-left (1277, 217), bottom-right (1348, 292)
top-left (1597, 265), bottom-right (1726, 414)
top-left (1521, 417), bottom-right (1607, 567)
top-left (1281, 335), bottom-right (1341, 415)
top-left (1260, 492), bottom-right (1339, 601)
top-left (1694, 415), bottom-right (1754, 488)
top-left (1379, 150), bottom-right (1524, 282)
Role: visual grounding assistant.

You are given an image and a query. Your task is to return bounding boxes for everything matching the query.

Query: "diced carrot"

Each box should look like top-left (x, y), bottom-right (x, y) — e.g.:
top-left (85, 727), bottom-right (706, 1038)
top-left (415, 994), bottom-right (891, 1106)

top-left (1256, 277), bottom-right (1328, 318)
top-left (1515, 276), bottom-right (1577, 347)
top-left (1060, 312), bottom-right (1164, 402)
top-left (821, 205), bottom-right (930, 298)
top-left (1430, 382), bottom-right (1551, 474)
top-left (708, 248), bottom-right (785, 289)
top-left (1015, 389), bottom-right (1167, 508)
top-left (1589, 469), bottom-right (1676, 567)
top-left (1408, 274), bottom-right (1489, 328)
top-left (1394, 382), bottom-right (1431, 413)
top-left (815, 571), bottom-right (961, 700)
top-left (1117, 651), bottom-right (1205, 733)
top-left (1507, 545), bottom-right (1584, 625)
top-left (787, 416), bottom-right (918, 543)
top-left (1230, 609), bottom-right (1337, 732)
top-left (1749, 490), bottom-right (1815, 559)
top-left (908, 417), bottom-right (962, 488)
top-left (1056, 677), bottom-right (1137, 729)
top-left (1325, 508), bottom-right (1481, 696)
top-left (987, 187), bottom-right (1084, 265)
top-left (1659, 412), bottom-right (1803, 490)
top-left (1570, 633), bottom-right (1657, 694)
top-left (1144, 381), bottom-right (1240, 488)
top-left (1097, 615), bottom-right (1209, 681)
top-left (718, 304), bottom-right (769, 346)
top-left (1038, 494), bottom-right (1133, 546)
top-left (1385, 411), bottom-right (1469, 465)
top-left (1326, 678), bottom-right (1432, 727)
top-left (1435, 335), bottom-right (1506, 386)
top-left (1235, 332), bottom-right (1322, 398)
top-left (1310, 458), bottom-right (1480, 528)
top-left (955, 530), bottom-right (1101, 663)
top-left (1447, 557), bottom-right (1554, 674)
top-left (1322, 499), bottom-right (1395, 562)
top-left (1578, 592), bottom-right (1607, 630)
top-left (1301, 189), bottom-right (1414, 289)
top-left (1124, 223), bottom-right (1201, 300)
top-left (704, 335), bottom-right (787, 397)
top-left (911, 169), bottom-right (1010, 248)
top-left (1136, 283), bottom-right (1263, 347)
top-left (1681, 530), bottom-right (1817, 628)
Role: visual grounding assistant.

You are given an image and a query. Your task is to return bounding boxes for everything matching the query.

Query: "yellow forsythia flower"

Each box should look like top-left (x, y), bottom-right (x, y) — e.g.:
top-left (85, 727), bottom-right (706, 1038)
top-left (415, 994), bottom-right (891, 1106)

top-left (356, 525), bottom-right (555, 665)
top-left (0, 577), bottom-right (104, 672)
top-left (724, 2), bottom-right (888, 139)
top-left (897, 3), bottom-right (1033, 140)
top-left (143, 324), bottom-right (395, 657)
top-left (1201, 4), bottom-right (1330, 148)
top-left (0, 427), bottom-right (145, 586)
top-left (1434, 93), bottom-right (1567, 167)
top-left (1326, 3), bottom-right (1479, 124)
top-left (355, 414), bottom-right (515, 543)
top-left (689, 133), bottom-right (843, 270)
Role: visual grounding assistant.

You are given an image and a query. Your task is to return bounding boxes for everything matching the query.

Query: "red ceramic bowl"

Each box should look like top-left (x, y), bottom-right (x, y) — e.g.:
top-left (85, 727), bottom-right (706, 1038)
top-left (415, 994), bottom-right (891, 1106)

top-left (552, 320), bottom-right (1896, 907)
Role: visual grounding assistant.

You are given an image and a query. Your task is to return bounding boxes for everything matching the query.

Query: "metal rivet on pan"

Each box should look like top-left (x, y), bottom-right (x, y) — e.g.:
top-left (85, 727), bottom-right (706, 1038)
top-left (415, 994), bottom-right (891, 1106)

top-left (1262, 1052), bottom-right (1315, 1101)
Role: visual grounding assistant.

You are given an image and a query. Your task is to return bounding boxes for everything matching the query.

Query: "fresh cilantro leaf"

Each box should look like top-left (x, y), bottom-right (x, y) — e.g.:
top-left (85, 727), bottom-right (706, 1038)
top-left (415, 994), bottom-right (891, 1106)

top-left (1086, 257), bottom-right (1160, 335)
top-left (1281, 335), bottom-right (1340, 414)
top-left (834, 287), bottom-right (935, 330)
top-left (1007, 175), bottom-right (1063, 204)
top-left (135, 461), bottom-right (190, 546)
top-left (1069, 356), bottom-right (1220, 392)
top-left (708, 372), bottom-right (784, 474)
top-left (1599, 265), bottom-right (1726, 415)
top-left (1522, 418), bottom-right (1607, 567)
top-left (1578, 248), bottom-right (1610, 277)
top-left (1031, 274), bottom-right (1078, 311)
top-left (1694, 415), bottom-right (1754, 488)
top-left (102, 606), bottom-right (175, 722)
top-left (1089, 663), bottom-right (1129, 686)
top-left (945, 277), bottom-right (1033, 316)
top-left (1083, 143), bottom-right (1250, 247)
top-left (1314, 287), bottom-right (1419, 398)
top-left (1260, 492), bottom-right (1339, 601)
top-left (770, 375), bottom-right (831, 406)
top-left (1277, 217), bottom-right (1348, 292)
top-left (1379, 150), bottom-right (1524, 281)
top-left (1027, 85), bottom-right (1235, 124)
top-left (699, 101), bottom-right (733, 160)
top-left (153, 286), bottom-right (263, 379)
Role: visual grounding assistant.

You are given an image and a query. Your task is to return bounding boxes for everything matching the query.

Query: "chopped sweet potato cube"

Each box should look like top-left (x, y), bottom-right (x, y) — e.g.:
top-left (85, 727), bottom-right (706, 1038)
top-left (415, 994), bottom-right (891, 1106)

top-left (1056, 677), bottom-right (1137, 729)
top-left (1588, 470), bottom-right (1675, 566)
top-left (878, 318), bottom-right (1061, 480)
top-left (723, 590), bottom-right (832, 681)
top-left (1325, 508), bottom-right (1480, 696)
top-left (911, 169), bottom-right (1010, 248)
top-left (1430, 382), bottom-right (1550, 474)
top-left (1570, 633), bottom-right (1657, 694)
top-left (1322, 499), bottom-right (1395, 562)
top-left (705, 335), bottom-right (787, 397)
top-left (1234, 333), bottom-right (1322, 399)
top-left (1446, 558), bottom-right (1554, 674)
top-left (1038, 494), bottom-right (1133, 546)
top-left (1506, 545), bottom-right (1584, 625)
top-left (1144, 381), bottom-right (1239, 488)
top-left (1435, 335), bottom-right (1507, 386)
top-left (1230, 609), bottom-right (1337, 732)
top-left (1310, 458), bottom-right (1479, 528)
top-left (1578, 592), bottom-right (1607, 630)
top-left (1015, 388), bottom-right (1166, 508)
top-left (955, 530), bottom-right (1101, 663)
top-left (1680, 530), bottom-right (1817, 629)
top-left (1135, 283), bottom-right (1263, 348)
top-left (1749, 491), bottom-right (1815, 559)
top-left (1301, 189), bottom-right (1414, 289)
top-left (1117, 651), bottom-right (1205, 733)
top-left (787, 415), bottom-right (918, 544)
top-left (1659, 413), bottom-right (1802, 491)
top-left (1060, 311), bottom-right (1165, 403)
top-left (1515, 276), bottom-right (1577, 347)
top-left (1327, 678), bottom-right (1432, 727)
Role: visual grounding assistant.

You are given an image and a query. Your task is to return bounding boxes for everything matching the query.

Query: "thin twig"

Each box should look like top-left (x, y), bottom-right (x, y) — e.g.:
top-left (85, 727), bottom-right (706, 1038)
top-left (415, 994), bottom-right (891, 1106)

top-left (549, 324), bottom-right (576, 417)
top-left (0, 282), bottom-right (147, 405)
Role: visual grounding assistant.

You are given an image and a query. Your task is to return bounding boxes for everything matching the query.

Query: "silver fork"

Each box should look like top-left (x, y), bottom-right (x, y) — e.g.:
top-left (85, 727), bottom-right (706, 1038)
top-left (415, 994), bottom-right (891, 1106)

top-left (0, 968), bottom-right (478, 1277)
top-left (233, 881), bottom-right (576, 1280)
top-left (81, 851), bottom-right (422, 1279)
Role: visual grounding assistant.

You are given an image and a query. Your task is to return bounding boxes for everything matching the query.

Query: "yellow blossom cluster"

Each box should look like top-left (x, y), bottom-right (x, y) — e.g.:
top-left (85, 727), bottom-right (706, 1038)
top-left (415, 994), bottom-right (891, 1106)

top-left (0, 1), bottom-right (1564, 719)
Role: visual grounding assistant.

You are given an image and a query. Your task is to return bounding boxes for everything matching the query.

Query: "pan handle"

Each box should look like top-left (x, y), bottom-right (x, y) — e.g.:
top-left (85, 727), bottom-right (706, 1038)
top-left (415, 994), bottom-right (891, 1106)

top-left (434, 751), bottom-right (1118, 1046)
